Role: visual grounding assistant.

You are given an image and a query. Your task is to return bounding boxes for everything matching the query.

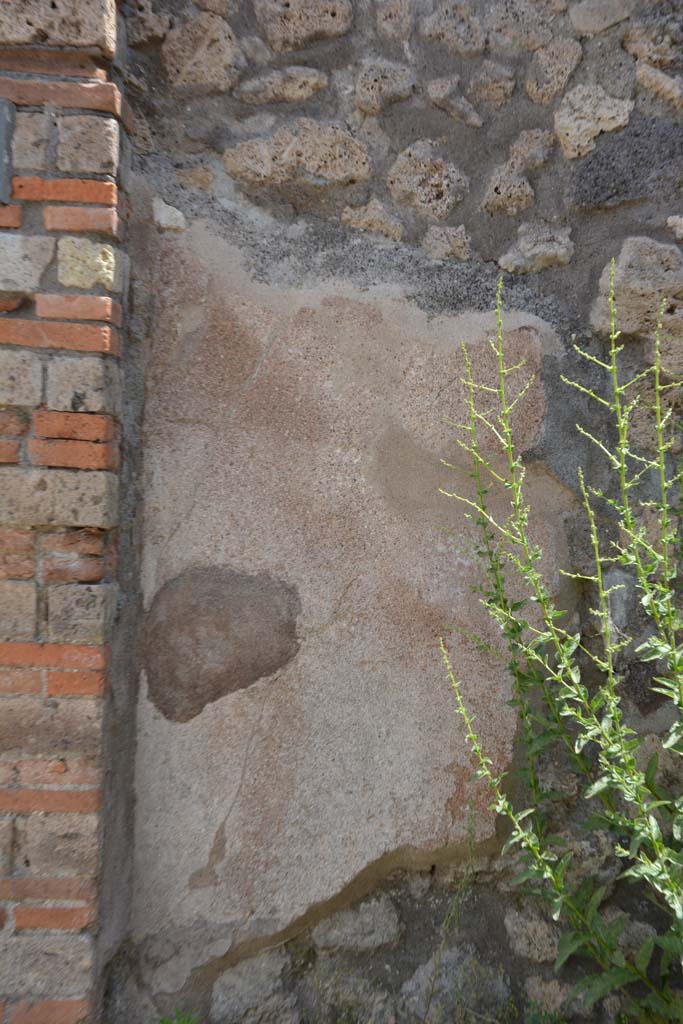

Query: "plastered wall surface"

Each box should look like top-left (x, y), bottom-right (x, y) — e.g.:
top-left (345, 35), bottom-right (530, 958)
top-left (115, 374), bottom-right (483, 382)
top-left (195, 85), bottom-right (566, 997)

top-left (2, 0), bottom-right (681, 1021)
top-left (112, 0), bottom-right (683, 1020)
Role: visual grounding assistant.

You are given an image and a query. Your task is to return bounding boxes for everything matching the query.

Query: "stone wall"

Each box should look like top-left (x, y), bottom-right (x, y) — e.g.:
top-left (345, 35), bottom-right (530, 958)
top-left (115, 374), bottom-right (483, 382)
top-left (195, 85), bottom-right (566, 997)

top-left (113, 0), bottom-right (682, 1020)
top-left (0, 0), bottom-right (682, 1021)
top-left (0, 3), bottom-right (128, 1022)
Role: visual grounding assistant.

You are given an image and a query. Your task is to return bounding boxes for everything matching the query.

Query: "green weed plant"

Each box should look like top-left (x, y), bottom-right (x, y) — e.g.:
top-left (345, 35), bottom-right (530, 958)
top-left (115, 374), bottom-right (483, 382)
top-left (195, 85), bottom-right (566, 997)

top-left (441, 267), bottom-right (683, 1022)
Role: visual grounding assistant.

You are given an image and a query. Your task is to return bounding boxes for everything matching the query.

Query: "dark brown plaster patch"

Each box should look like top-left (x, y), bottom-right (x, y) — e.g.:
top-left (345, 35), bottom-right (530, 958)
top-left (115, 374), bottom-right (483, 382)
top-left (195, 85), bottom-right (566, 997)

top-left (143, 566), bottom-right (301, 722)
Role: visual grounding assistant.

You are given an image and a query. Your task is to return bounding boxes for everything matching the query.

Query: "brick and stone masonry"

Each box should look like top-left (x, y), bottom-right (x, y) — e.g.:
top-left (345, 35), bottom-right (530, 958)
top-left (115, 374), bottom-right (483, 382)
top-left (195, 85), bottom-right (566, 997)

top-left (0, 3), bottom-right (123, 1022)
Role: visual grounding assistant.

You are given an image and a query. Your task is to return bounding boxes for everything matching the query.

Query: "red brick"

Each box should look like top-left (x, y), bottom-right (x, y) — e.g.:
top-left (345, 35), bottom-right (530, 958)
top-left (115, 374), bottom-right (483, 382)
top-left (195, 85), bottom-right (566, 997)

top-left (0, 410), bottom-right (29, 437)
top-left (9, 1000), bottom-right (92, 1024)
top-left (0, 789), bottom-right (100, 813)
top-left (28, 438), bottom-right (118, 470)
top-left (0, 205), bottom-right (21, 228)
top-left (0, 319), bottom-right (120, 355)
top-left (14, 905), bottom-right (95, 931)
top-left (0, 529), bottom-right (34, 580)
top-left (35, 294), bottom-right (122, 327)
top-left (12, 177), bottom-right (117, 206)
top-left (0, 907), bottom-right (6, 927)
top-left (43, 205), bottom-right (120, 238)
top-left (47, 671), bottom-right (105, 697)
top-left (0, 440), bottom-right (20, 463)
top-left (0, 668), bottom-right (41, 694)
top-left (34, 412), bottom-right (114, 443)
top-left (0, 878), bottom-right (96, 902)
top-left (0, 48), bottom-right (107, 79)
top-left (0, 642), bottom-right (106, 670)
top-left (17, 757), bottom-right (101, 787)
top-left (41, 531), bottom-right (105, 585)
top-left (0, 297), bottom-right (23, 312)
top-left (0, 77), bottom-right (121, 116)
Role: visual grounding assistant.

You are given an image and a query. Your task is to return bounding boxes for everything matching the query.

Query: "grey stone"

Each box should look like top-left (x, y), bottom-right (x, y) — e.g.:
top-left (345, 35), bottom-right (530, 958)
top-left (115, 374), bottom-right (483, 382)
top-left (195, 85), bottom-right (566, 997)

top-left (504, 905), bottom-right (560, 962)
top-left (401, 945), bottom-right (511, 1022)
top-left (0, 580), bottom-right (35, 641)
top-left (0, 236), bottom-right (55, 295)
top-left (0, 98), bottom-right (14, 203)
top-left (569, 0), bottom-right (634, 36)
top-left (567, 114), bottom-right (683, 210)
top-left (47, 582), bottom-right (117, 643)
top-left (211, 949), bottom-right (297, 1024)
top-left (591, 236), bottom-right (683, 342)
top-left (312, 894), bottom-right (401, 951)
top-left (0, 349), bottom-right (42, 407)
top-left (0, 933), bottom-right (94, 998)
top-left (46, 355), bottom-right (121, 415)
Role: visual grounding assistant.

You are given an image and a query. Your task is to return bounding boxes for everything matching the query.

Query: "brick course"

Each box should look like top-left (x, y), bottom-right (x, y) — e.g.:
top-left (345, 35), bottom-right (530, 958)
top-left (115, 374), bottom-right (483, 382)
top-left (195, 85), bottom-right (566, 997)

top-left (0, 7), bottom-right (124, 1015)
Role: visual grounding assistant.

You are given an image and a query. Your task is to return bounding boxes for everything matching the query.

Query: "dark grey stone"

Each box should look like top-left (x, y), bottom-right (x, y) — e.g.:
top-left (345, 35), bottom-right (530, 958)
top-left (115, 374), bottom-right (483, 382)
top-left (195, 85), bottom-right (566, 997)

top-left (0, 99), bottom-right (14, 205)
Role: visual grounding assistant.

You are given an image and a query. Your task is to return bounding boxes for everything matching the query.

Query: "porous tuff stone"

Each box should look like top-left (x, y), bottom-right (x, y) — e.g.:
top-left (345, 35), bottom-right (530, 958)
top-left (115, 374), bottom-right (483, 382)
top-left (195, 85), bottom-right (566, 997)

top-left (253, 0), bottom-right (353, 52)
top-left (483, 130), bottom-right (554, 216)
top-left (57, 237), bottom-right (119, 291)
top-left (636, 62), bottom-right (683, 109)
top-left (526, 37), bottom-right (582, 104)
top-left (311, 894), bottom-right (401, 951)
top-left (0, 0), bottom-right (116, 56)
top-left (591, 237), bottom-right (683, 343)
top-left (667, 216), bottom-right (683, 241)
top-left (420, 3), bottom-right (485, 56)
top-left (554, 83), bottom-right (633, 158)
top-left (485, 0), bottom-right (556, 53)
top-left (623, 22), bottom-right (677, 67)
top-left (152, 197), bottom-right (187, 232)
top-left (341, 198), bottom-right (403, 241)
top-left (235, 67), bottom-right (328, 104)
top-left (161, 13), bottom-right (245, 92)
top-left (468, 60), bottom-right (515, 108)
top-left (0, 236), bottom-right (55, 295)
top-left (355, 59), bottom-right (416, 115)
top-left (376, 0), bottom-right (413, 40)
top-left (498, 223), bottom-right (574, 273)
top-left (387, 140), bottom-right (469, 220)
top-left (569, 0), bottom-right (634, 36)
top-left (125, 0), bottom-right (171, 46)
top-left (427, 77), bottom-right (482, 127)
top-left (504, 906), bottom-right (560, 962)
top-left (223, 119), bottom-right (371, 189)
top-left (483, 167), bottom-right (535, 216)
top-left (421, 224), bottom-right (472, 260)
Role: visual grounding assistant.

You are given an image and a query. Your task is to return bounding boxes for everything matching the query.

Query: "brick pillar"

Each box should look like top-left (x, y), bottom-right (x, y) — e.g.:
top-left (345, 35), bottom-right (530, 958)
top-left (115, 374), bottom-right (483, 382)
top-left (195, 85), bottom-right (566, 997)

top-left (0, 4), bottom-right (124, 1022)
